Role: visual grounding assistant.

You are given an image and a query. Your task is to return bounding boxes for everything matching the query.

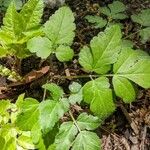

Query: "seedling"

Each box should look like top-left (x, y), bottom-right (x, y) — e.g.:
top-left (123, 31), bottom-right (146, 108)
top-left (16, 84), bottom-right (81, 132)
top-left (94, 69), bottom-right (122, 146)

top-left (85, 1), bottom-right (128, 29)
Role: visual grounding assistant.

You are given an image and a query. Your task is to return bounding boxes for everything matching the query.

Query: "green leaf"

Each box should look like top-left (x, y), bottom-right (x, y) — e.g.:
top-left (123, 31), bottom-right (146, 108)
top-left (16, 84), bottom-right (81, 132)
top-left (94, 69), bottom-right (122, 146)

top-left (16, 98), bottom-right (39, 131)
top-left (39, 99), bottom-right (69, 134)
top-left (113, 76), bottom-right (136, 103)
top-left (55, 122), bottom-right (78, 150)
top-left (69, 82), bottom-right (82, 93)
top-left (139, 27), bottom-right (150, 43)
top-left (0, 136), bottom-right (5, 150)
top-left (113, 48), bottom-right (150, 88)
top-left (83, 77), bottom-right (115, 119)
top-left (131, 9), bottom-right (150, 27)
top-left (111, 13), bottom-right (128, 20)
top-left (55, 45), bottom-right (74, 62)
top-left (0, 46), bottom-right (8, 57)
top-left (85, 15), bottom-right (107, 28)
top-left (0, 100), bottom-right (10, 115)
top-left (2, 2), bottom-right (24, 38)
top-left (121, 40), bottom-right (134, 48)
top-left (100, 7), bottom-right (111, 16)
top-left (44, 6), bottom-right (75, 46)
top-left (17, 134), bottom-right (37, 149)
top-left (27, 36), bottom-right (52, 59)
top-left (42, 83), bottom-right (64, 100)
top-left (72, 131), bottom-right (101, 150)
top-left (20, 0), bottom-right (44, 30)
top-left (108, 1), bottom-right (126, 15)
top-left (79, 25), bottom-right (121, 74)
top-left (77, 113), bottom-right (100, 130)
top-left (69, 82), bottom-right (83, 105)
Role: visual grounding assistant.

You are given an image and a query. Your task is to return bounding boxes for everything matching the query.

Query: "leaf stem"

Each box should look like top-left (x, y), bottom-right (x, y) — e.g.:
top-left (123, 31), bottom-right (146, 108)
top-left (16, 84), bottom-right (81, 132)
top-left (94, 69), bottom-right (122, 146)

top-left (53, 74), bottom-right (114, 79)
top-left (69, 111), bottom-right (81, 132)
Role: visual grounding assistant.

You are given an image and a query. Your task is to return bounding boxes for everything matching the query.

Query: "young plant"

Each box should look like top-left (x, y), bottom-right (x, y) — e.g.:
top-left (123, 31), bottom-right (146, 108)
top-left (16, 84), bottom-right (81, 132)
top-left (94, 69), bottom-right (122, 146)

top-left (15, 83), bottom-right (101, 150)
top-left (0, 0), bottom-right (44, 58)
top-left (0, 94), bottom-right (38, 149)
top-left (85, 1), bottom-right (128, 29)
top-left (131, 9), bottom-right (150, 43)
top-left (27, 6), bottom-right (76, 62)
top-left (79, 25), bottom-right (150, 119)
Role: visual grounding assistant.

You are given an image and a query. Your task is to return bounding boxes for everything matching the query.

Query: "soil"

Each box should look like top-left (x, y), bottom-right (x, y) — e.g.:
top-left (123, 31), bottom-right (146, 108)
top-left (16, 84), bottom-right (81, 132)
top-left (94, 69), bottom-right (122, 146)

top-left (0, 0), bottom-right (150, 149)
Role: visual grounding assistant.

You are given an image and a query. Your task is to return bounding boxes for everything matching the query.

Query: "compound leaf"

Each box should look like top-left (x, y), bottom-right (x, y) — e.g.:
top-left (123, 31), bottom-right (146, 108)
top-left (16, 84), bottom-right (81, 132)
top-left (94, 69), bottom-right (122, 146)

top-left (79, 25), bottom-right (121, 74)
top-left (55, 122), bottom-right (78, 150)
top-left (72, 131), bottom-right (101, 150)
top-left (55, 45), bottom-right (74, 62)
top-left (77, 113), bottom-right (100, 130)
top-left (16, 98), bottom-right (39, 131)
top-left (44, 6), bottom-right (75, 46)
top-left (113, 48), bottom-right (150, 88)
top-left (83, 77), bottom-right (115, 119)
top-left (27, 36), bottom-right (52, 59)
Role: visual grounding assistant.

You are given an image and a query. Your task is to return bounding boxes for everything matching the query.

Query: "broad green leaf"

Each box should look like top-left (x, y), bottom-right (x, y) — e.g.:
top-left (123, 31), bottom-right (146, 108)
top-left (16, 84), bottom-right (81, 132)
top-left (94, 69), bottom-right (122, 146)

top-left (69, 82), bottom-right (82, 93)
top-left (39, 99), bottom-right (69, 134)
top-left (85, 15), bottom-right (107, 28)
top-left (27, 36), bottom-right (52, 59)
top-left (15, 93), bottom-right (25, 109)
top-left (17, 134), bottom-right (37, 149)
top-left (108, 1), bottom-right (126, 15)
top-left (55, 122), bottom-right (78, 150)
top-left (2, 2), bottom-right (24, 38)
top-left (20, 0), bottom-right (44, 30)
top-left (44, 6), bottom-right (75, 46)
top-left (4, 137), bottom-right (16, 150)
top-left (83, 77), bottom-right (115, 119)
top-left (79, 25), bottom-right (121, 74)
top-left (139, 27), bottom-right (150, 43)
top-left (72, 131), bottom-right (101, 150)
top-left (113, 48), bottom-right (150, 88)
top-left (42, 83), bottom-right (64, 100)
top-left (77, 113), bottom-right (100, 130)
top-left (131, 9), bottom-right (150, 27)
top-left (55, 45), bottom-right (74, 62)
top-left (16, 98), bottom-right (39, 131)
top-left (113, 76), bottom-right (136, 103)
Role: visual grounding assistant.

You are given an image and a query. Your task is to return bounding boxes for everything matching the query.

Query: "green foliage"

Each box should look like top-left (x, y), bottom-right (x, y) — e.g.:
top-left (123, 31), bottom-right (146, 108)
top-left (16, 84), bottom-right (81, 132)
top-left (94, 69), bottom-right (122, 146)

top-left (79, 25), bottom-right (150, 118)
top-left (0, 0), bottom-right (23, 12)
top-left (27, 6), bottom-right (75, 61)
top-left (131, 9), bottom-right (150, 43)
top-left (55, 113), bottom-right (101, 150)
top-left (79, 25), bottom-right (122, 74)
top-left (68, 82), bottom-right (83, 105)
top-left (85, 1), bottom-right (127, 29)
top-left (0, 0), bottom-right (44, 58)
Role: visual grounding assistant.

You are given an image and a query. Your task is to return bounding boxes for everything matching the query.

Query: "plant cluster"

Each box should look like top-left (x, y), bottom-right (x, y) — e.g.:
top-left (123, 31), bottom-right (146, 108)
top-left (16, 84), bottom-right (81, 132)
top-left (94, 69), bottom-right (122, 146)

top-left (0, 0), bottom-right (150, 149)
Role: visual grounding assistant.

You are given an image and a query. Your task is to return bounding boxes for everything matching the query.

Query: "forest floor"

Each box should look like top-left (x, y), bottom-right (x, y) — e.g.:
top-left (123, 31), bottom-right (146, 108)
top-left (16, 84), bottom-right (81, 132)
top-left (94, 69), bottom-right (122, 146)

top-left (0, 0), bottom-right (150, 149)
